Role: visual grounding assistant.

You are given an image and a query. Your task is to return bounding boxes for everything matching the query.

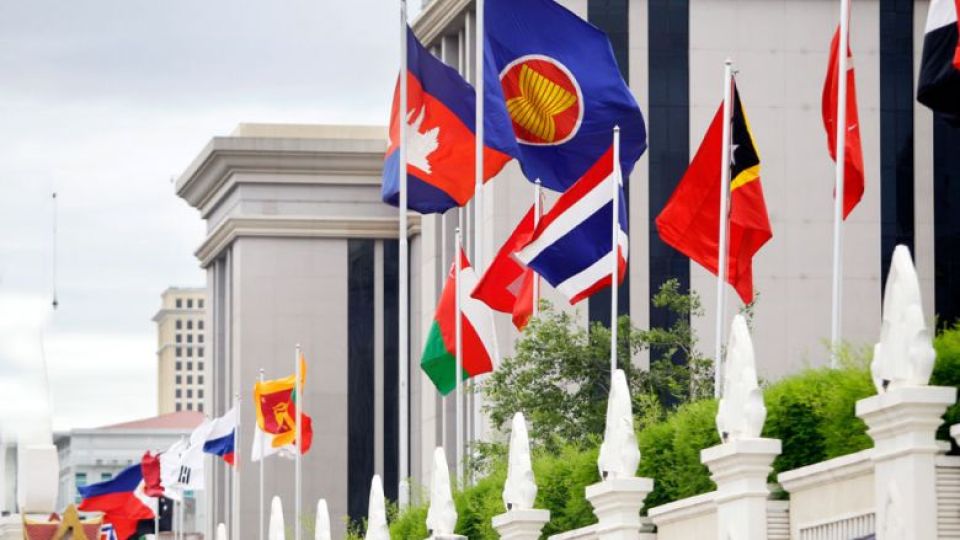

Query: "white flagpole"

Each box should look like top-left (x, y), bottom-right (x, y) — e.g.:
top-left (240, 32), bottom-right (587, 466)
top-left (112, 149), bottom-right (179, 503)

top-left (610, 128), bottom-right (621, 377)
top-left (294, 345), bottom-right (303, 540)
top-left (830, 0), bottom-right (851, 368)
top-left (469, 0), bottom-right (486, 487)
top-left (154, 505), bottom-right (159, 538)
top-left (397, 0), bottom-right (411, 509)
top-left (532, 180), bottom-right (542, 318)
top-left (258, 368), bottom-right (265, 540)
top-left (454, 222), bottom-right (464, 487)
top-left (178, 436), bottom-right (185, 540)
top-left (714, 60), bottom-right (735, 398)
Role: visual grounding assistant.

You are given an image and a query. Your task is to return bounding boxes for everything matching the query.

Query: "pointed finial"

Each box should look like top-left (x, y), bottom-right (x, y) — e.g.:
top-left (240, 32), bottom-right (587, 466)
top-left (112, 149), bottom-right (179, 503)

top-left (268, 496), bottom-right (285, 540)
top-left (503, 412), bottom-right (537, 510)
top-left (315, 499), bottom-right (331, 540)
top-left (715, 315), bottom-right (766, 442)
top-left (871, 245), bottom-right (936, 392)
top-left (597, 369), bottom-right (640, 479)
top-left (426, 448), bottom-right (457, 535)
top-left (365, 475), bottom-right (390, 540)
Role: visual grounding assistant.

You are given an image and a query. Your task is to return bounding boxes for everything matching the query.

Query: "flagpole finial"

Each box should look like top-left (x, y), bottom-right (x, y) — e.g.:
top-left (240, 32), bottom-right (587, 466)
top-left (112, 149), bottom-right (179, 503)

top-left (535, 178), bottom-right (541, 186)
top-left (613, 125), bottom-right (620, 133)
top-left (725, 57), bottom-right (732, 66)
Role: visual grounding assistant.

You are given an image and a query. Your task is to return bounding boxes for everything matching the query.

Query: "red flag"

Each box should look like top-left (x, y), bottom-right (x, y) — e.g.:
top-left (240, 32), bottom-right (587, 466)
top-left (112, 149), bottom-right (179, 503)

top-left (655, 84), bottom-right (772, 304)
top-left (140, 452), bottom-right (163, 498)
top-left (822, 26), bottom-right (865, 219)
top-left (471, 207), bottom-right (536, 329)
top-left (955, 0), bottom-right (960, 69)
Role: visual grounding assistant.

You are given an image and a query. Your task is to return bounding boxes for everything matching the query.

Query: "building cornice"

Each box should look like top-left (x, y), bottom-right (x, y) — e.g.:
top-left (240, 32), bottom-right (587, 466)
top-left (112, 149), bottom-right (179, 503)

top-left (413, 0), bottom-right (472, 46)
top-left (196, 215), bottom-right (422, 267)
top-left (176, 135), bottom-right (387, 218)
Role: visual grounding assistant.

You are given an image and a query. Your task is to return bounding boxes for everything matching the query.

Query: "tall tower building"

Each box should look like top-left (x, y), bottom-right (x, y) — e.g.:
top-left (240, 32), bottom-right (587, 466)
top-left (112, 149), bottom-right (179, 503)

top-left (153, 287), bottom-right (208, 414)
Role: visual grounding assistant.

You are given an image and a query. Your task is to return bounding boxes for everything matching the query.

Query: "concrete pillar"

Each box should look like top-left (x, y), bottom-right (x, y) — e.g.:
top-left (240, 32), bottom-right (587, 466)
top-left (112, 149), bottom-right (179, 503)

top-left (856, 385), bottom-right (957, 540)
top-left (492, 509), bottom-right (550, 540)
top-left (701, 438), bottom-right (781, 540)
top-left (585, 477), bottom-right (654, 540)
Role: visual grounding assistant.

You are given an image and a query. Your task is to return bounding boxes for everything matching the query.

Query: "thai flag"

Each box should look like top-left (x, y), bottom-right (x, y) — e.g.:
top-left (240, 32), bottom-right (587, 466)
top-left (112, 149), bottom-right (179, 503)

top-left (516, 146), bottom-right (627, 304)
top-left (78, 463), bottom-right (156, 540)
top-left (202, 406), bottom-right (237, 465)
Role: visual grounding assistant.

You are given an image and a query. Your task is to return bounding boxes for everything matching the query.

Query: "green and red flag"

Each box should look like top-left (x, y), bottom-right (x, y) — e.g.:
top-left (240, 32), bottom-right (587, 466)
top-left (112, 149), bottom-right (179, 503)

top-left (421, 249), bottom-right (499, 395)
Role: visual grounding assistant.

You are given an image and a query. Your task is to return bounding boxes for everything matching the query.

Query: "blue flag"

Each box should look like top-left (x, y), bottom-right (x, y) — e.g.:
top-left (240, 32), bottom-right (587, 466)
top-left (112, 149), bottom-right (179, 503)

top-left (484, 0), bottom-right (647, 193)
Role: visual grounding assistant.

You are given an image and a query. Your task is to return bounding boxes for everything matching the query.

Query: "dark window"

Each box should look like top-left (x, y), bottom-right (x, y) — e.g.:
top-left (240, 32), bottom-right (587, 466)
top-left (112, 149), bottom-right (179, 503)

top-left (198, 362), bottom-right (204, 371)
top-left (176, 347), bottom-right (182, 357)
top-left (198, 299), bottom-right (204, 309)
top-left (187, 376), bottom-right (193, 385)
top-left (187, 389), bottom-right (193, 398)
top-left (75, 472), bottom-right (87, 486)
top-left (198, 347), bottom-right (204, 357)
top-left (176, 403), bottom-right (182, 412)
top-left (176, 335), bottom-right (182, 343)
top-left (198, 389), bottom-right (204, 399)
top-left (187, 403), bottom-right (193, 411)
top-left (187, 334), bottom-right (193, 343)
top-left (198, 375), bottom-right (204, 385)
top-left (198, 403), bottom-right (204, 413)
top-left (176, 320), bottom-right (182, 330)
top-left (176, 389), bottom-right (181, 398)
top-left (176, 376), bottom-right (182, 385)
top-left (198, 320), bottom-right (204, 330)
top-left (187, 362), bottom-right (193, 371)
top-left (101, 472), bottom-right (112, 481)
top-left (198, 334), bottom-right (204, 343)
top-left (187, 299), bottom-right (193, 308)
top-left (187, 348), bottom-right (193, 357)
top-left (187, 320), bottom-right (193, 330)
top-left (176, 299), bottom-right (182, 308)
top-left (176, 361), bottom-right (182, 370)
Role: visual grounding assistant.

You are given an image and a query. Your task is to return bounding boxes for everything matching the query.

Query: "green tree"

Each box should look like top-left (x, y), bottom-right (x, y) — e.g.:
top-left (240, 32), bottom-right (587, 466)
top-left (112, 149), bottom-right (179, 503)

top-left (482, 280), bottom-right (713, 452)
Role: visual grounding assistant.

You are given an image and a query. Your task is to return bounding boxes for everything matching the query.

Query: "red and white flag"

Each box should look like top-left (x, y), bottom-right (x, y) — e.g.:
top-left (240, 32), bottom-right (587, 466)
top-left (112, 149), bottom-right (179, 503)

top-left (471, 206), bottom-right (537, 330)
top-left (822, 26), bottom-right (865, 220)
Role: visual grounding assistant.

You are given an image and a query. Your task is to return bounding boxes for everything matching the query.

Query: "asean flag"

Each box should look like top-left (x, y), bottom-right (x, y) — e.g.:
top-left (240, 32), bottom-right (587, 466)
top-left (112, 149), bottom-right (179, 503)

top-left (484, 0), bottom-right (646, 193)
top-left (382, 27), bottom-right (519, 214)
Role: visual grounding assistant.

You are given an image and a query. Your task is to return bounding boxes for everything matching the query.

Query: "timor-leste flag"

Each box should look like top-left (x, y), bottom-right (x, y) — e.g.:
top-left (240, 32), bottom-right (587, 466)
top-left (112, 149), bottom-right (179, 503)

top-left (421, 249), bottom-right (499, 395)
top-left (655, 84), bottom-right (772, 304)
top-left (471, 206), bottom-right (536, 330)
top-left (823, 26), bottom-right (865, 219)
top-left (918, 0), bottom-right (960, 122)
top-left (251, 355), bottom-right (314, 461)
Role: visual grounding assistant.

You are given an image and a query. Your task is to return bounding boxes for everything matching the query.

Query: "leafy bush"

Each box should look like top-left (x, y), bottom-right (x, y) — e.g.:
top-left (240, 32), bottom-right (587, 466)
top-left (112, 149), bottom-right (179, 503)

top-left (934, 324), bottom-right (960, 448)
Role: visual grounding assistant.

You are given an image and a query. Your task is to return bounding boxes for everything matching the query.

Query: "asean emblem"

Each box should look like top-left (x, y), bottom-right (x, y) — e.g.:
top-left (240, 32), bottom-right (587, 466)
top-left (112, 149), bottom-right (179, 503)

top-left (500, 55), bottom-right (584, 146)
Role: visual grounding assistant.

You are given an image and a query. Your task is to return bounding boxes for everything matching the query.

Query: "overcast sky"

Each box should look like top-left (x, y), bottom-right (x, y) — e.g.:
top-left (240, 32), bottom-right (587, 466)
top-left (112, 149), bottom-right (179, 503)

top-left (0, 0), bottom-right (419, 435)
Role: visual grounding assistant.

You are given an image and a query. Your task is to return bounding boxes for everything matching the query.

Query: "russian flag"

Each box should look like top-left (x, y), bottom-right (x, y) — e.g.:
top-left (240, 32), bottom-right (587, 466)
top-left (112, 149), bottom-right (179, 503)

top-left (516, 146), bottom-right (627, 304)
top-left (382, 26), bottom-right (519, 214)
top-left (202, 406), bottom-right (237, 465)
top-left (78, 463), bottom-right (155, 540)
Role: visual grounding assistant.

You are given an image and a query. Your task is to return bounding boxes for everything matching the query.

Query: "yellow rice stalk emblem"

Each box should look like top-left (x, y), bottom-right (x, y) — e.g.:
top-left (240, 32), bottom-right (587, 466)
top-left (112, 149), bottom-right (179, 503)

top-left (506, 64), bottom-right (577, 142)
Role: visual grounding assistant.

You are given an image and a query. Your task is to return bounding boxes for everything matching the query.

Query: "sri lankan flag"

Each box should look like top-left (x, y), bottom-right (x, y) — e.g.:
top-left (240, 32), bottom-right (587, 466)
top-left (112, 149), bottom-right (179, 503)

top-left (655, 83), bottom-right (772, 304)
top-left (251, 354), bottom-right (314, 461)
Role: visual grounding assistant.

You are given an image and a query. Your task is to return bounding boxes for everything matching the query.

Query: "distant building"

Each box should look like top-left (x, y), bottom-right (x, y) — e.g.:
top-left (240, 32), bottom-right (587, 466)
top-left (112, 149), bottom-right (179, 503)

top-left (154, 287), bottom-right (208, 414)
top-left (54, 411), bottom-right (207, 533)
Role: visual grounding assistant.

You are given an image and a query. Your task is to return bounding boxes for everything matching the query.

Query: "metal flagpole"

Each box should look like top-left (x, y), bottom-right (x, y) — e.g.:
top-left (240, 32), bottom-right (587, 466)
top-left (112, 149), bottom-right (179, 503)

top-left (610, 128), bottom-right (621, 377)
top-left (177, 436), bottom-right (185, 540)
top-left (258, 368), bottom-right (265, 540)
top-left (532, 180), bottom-right (542, 318)
top-left (714, 60), bottom-right (735, 398)
top-left (830, 0), bottom-right (851, 368)
top-left (469, 0), bottom-right (486, 486)
top-left (397, 0), bottom-right (411, 509)
top-left (232, 392), bottom-right (241, 540)
top-left (154, 502), bottom-right (159, 539)
top-left (294, 345), bottom-right (303, 540)
top-left (454, 221), bottom-right (464, 487)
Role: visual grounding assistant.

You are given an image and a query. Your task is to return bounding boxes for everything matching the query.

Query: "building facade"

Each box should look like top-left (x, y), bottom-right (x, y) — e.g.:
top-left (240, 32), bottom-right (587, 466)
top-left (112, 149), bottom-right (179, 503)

top-left (154, 287), bottom-right (208, 414)
top-left (54, 411), bottom-right (207, 533)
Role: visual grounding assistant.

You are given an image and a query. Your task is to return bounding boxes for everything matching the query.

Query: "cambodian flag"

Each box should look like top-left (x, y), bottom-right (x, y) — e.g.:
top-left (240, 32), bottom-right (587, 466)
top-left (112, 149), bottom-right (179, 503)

top-left (78, 463), bottom-right (156, 540)
top-left (382, 26), bottom-right (519, 214)
top-left (484, 0), bottom-right (646, 193)
top-left (516, 146), bottom-right (627, 304)
top-left (202, 406), bottom-right (237, 465)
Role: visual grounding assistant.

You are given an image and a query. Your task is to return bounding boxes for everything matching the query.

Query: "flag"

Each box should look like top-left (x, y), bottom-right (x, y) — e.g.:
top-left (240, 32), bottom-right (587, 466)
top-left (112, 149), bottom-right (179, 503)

top-left (202, 406), bottom-right (237, 465)
top-left (918, 0), bottom-right (960, 122)
top-left (516, 146), bottom-right (627, 304)
top-left (382, 26), bottom-right (518, 214)
top-left (484, 0), bottom-right (646, 192)
top-left (655, 84), bottom-right (772, 304)
top-left (251, 356), bottom-right (314, 461)
top-left (158, 439), bottom-right (187, 502)
top-left (421, 249), bottom-right (499, 395)
top-left (78, 464), bottom-right (156, 540)
top-left (471, 206), bottom-right (536, 330)
top-left (822, 26), bottom-right (865, 219)
top-left (140, 452), bottom-right (163, 498)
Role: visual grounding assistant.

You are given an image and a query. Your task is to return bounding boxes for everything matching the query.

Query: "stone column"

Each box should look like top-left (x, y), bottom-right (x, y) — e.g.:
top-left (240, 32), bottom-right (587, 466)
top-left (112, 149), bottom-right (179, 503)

top-left (492, 509), bottom-right (550, 540)
top-left (856, 385), bottom-right (957, 540)
top-left (585, 477), bottom-right (654, 540)
top-left (701, 438), bottom-right (781, 540)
